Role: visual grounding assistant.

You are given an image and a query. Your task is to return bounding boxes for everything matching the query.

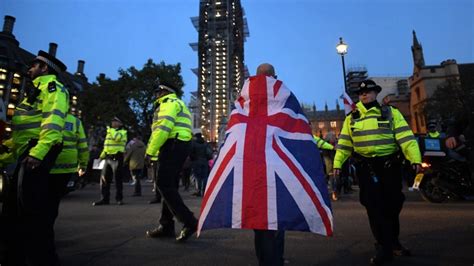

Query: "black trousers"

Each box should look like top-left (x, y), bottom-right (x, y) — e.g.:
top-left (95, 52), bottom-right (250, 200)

top-left (355, 153), bottom-right (405, 255)
top-left (131, 169), bottom-right (142, 195)
top-left (2, 141), bottom-right (63, 266)
top-left (254, 230), bottom-right (285, 266)
top-left (157, 139), bottom-right (195, 228)
top-left (100, 153), bottom-right (124, 201)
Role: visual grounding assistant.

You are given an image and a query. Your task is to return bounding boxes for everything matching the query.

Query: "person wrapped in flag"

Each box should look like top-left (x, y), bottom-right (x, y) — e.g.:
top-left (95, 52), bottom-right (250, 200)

top-left (198, 63), bottom-right (333, 265)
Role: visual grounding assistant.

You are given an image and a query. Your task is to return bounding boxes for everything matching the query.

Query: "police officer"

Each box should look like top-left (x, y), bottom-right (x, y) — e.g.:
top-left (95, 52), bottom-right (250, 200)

top-left (144, 80), bottom-right (198, 243)
top-left (50, 112), bottom-right (89, 195)
top-left (1, 50), bottom-right (69, 265)
top-left (93, 117), bottom-right (127, 206)
top-left (333, 80), bottom-right (422, 265)
top-left (426, 120), bottom-right (442, 138)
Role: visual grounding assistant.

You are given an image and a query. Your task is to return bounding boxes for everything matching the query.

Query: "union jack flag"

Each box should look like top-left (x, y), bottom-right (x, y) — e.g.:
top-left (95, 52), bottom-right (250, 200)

top-left (198, 75), bottom-right (333, 236)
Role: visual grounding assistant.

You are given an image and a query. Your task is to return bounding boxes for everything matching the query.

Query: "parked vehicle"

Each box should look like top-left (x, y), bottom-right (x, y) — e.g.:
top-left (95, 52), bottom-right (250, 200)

top-left (417, 137), bottom-right (473, 203)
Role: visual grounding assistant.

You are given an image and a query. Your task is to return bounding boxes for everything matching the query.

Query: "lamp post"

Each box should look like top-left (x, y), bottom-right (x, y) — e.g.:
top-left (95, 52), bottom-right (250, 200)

top-left (336, 37), bottom-right (348, 93)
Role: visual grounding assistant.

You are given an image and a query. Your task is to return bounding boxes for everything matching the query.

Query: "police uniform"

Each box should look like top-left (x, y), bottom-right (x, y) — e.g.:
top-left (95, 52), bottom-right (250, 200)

top-left (334, 80), bottom-right (421, 265)
top-left (313, 135), bottom-right (335, 150)
top-left (2, 50), bottom-right (69, 265)
top-left (145, 82), bottom-right (197, 242)
top-left (50, 113), bottom-right (89, 197)
top-left (94, 118), bottom-right (127, 205)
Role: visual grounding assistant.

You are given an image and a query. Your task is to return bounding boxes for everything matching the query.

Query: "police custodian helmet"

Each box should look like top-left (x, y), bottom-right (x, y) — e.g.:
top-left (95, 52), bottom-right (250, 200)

top-left (31, 50), bottom-right (67, 73)
top-left (355, 79), bottom-right (382, 94)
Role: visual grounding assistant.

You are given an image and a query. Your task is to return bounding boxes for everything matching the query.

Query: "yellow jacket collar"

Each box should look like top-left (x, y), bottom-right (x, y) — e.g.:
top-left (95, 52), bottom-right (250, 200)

top-left (33, 74), bottom-right (56, 87)
top-left (157, 93), bottom-right (178, 104)
top-left (356, 101), bottom-right (380, 114)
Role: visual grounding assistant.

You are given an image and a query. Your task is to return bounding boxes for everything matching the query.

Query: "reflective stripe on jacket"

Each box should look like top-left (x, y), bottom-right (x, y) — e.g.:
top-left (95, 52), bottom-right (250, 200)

top-left (100, 127), bottom-right (127, 158)
top-left (11, 74), bottom-right (69, 160)
top-left (333, 101), bottom-right (421, 169)
top-left (50, 114), bottom-right (89, 174)
top-left (146, 93), bottom-right (192, 156)
top-left (313, 135), bottom-right (334, 150)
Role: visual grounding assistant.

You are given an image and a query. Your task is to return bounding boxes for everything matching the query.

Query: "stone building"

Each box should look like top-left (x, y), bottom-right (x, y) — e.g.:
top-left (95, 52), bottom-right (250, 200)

top-left (409, 30), bottom-right (474, 134)
top-left (304, 102), bottom-right (345, 140)
top-left (0, 15), bottom-right (89, 136)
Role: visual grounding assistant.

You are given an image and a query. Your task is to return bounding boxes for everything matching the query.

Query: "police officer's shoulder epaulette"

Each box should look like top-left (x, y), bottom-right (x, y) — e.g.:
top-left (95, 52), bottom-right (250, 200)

top-left (350, 109), bottom-right (360, 119)
top-left (48, 81), bottom-right (57, 92)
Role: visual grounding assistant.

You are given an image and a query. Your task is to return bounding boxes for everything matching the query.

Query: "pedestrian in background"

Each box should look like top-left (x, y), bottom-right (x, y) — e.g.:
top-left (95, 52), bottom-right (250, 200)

top-left (190, 132), bottom-right (211, 197)
top-left (124, 135), bottom-right (146, 196)
top-left (334, 79), bottom-right (421, 265)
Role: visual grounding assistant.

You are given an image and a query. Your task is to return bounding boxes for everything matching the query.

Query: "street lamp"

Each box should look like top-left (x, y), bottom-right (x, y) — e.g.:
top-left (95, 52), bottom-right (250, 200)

top-left (336, 37), bottom-right (348, 93)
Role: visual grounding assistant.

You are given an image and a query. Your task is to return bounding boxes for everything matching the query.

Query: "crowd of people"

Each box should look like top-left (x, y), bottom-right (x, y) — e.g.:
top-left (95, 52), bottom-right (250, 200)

top-left (0, 50), bottom-right (469, 266)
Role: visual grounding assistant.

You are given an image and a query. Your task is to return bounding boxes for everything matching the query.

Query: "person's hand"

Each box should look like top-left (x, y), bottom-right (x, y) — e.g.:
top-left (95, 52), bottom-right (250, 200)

top-left (78, 168), bottom-right (86, 177)
top-left (445, 137), bottom-right (457, 149)
top-left (334, 168), bottom-right (341, 176)
top-left (22, 156), bottom-right (41, 171)
top-left (413, 164), bottom-right (422, 174)
top-left (144, 154), bottom-right (152, 166)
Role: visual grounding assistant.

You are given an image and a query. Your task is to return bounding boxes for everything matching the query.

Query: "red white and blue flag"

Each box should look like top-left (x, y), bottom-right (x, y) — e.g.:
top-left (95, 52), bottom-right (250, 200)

top-left (340, 91), bottom-right (356, 115)
top-left (198, 75), bottom-right (333, 237)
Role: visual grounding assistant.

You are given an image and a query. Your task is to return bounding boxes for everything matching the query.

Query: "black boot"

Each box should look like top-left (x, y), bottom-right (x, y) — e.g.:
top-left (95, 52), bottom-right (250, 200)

top-left (146, 225), bottom-right (175, 238)
top-left (393, 242), bottom-right (412, 257)
top-left (92, 199), bottom-right (109, 206)
top-left (176, 218), bottom-right (198, 243)
top-left (370, 244), bottom-right (393, 265)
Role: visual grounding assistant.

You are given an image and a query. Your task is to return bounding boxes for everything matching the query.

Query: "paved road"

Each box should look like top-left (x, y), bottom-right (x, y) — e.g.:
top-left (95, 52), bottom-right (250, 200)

top-left (54, 182), bottom-right (474, 266)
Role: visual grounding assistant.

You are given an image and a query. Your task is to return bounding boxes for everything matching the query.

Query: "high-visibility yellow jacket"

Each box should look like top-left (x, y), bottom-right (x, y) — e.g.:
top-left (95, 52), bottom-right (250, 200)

top-left (146, 93), bottom-right (192, 156)
top-left (313, 135), bottom-right (334, 150)
top-left (50, 114), bottom-right (89, 174)
top-left (334, 101), bottom-right (421, 169)
top-left (11, 74), bottom-right (69, 160)
top-left (100, 127), bottom-right (127, 158)
top-left (427, 131), bottom-right (440, 138)
top-left (0, 138), bottom-right (15, 166)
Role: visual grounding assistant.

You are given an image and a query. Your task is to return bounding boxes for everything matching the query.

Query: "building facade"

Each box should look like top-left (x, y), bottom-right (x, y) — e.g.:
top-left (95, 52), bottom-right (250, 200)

top-left (0, 15), bottom-right (89, 136)
top-left (190, 0), bottom-right (249, 142)
top-left (304, 102), bottom-right (345, 140)
top-left (370, 77), bottom-right (411, 125)
top-left (409, 30), bottom-right (474, 134)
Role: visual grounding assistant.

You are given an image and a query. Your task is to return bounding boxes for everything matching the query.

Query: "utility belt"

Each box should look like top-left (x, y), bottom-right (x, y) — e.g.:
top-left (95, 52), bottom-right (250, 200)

top-left (17, 139), bottom-right (63, 213)
top-left (105, 152), bottom-right (123, 161)
top-left (352, 152), bottom-right (402, 172)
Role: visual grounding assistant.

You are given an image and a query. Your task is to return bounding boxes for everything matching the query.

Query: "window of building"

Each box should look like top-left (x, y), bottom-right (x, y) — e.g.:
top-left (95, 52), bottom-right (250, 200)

top-left (330, 121), bottom-right (337, 128)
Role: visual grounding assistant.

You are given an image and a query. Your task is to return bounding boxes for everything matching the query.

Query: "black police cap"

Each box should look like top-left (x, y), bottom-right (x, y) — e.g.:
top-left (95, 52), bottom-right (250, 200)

top-left (356, 79), bottom-right (382, 93)
top-left (156, 81), bottom-right (176, 94)
top-left (32, 50), bottom-right (67, 73)
top-left (111, 116), bottom-right (123, 124)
